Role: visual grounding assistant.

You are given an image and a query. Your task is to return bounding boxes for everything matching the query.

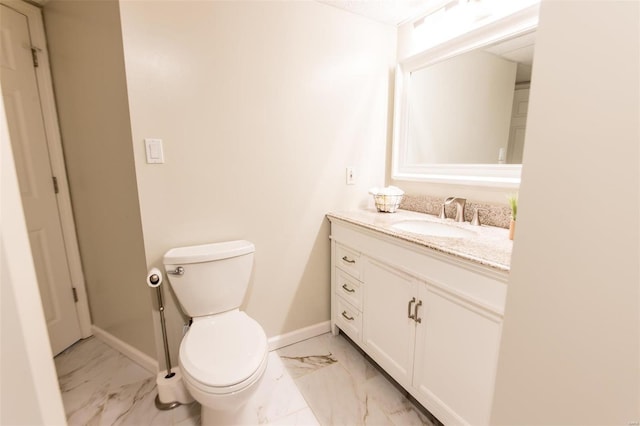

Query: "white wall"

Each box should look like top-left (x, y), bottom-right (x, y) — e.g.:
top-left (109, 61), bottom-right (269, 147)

top-left (43, 0), bottom-right (155, 358)
top-left (490, 1), bottom-right (639, 424)
top-left (118, 0), bottom-right (396, 368)
top-left (1, 90), bottom-right (66, 426)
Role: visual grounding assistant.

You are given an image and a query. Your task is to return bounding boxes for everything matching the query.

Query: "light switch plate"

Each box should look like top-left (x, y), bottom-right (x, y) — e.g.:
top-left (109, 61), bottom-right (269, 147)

top-left (145, 138), bottom-right (164, 164)
top-left (346, 167), bottom-right (356, 185)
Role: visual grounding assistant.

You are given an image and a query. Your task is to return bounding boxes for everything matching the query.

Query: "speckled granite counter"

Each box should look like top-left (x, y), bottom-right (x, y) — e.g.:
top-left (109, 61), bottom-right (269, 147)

top-left (327, 209), bottom-right (513, 272)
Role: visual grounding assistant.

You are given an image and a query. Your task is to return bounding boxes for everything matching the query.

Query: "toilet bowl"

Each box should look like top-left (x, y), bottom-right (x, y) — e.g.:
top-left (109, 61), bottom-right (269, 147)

top-left (163, 240), bottom-right (268, 425)
top-left (179, 311), bottom-right (268, 412)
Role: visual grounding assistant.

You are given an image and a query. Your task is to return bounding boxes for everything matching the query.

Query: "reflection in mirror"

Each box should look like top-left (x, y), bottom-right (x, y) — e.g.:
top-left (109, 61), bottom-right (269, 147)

top-left (406, 32), bottom-right (534, 165)
top-left (392, 6), bottom-right (539, 187)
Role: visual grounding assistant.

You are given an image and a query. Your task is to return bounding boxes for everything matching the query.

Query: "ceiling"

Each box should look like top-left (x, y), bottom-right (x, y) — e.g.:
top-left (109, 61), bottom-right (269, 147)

top-left (485, 31), bottom-right (535, 66)
top-left (317, 0), bottom-right (446, 26)
top-left (318, 0), bottom-right (536, 83)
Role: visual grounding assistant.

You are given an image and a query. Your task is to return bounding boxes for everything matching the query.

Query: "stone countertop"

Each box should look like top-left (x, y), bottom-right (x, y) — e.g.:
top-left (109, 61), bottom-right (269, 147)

top-left (327, 209), bottom-right (513, 272)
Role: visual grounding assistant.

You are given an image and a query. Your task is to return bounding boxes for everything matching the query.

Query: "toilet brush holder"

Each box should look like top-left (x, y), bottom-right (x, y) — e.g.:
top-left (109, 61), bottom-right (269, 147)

top-left (156, 367), bottom-right (193, 406)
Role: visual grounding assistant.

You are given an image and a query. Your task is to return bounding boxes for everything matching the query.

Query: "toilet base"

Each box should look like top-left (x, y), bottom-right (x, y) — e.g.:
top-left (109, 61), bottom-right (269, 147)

top-left (186, 356), bottom-right (268, 426)
top-left (202, 405), bottom-right (243, 426)
top-left (201, 398), bottom-right (264, 426)
top-left (196, 370), bottom-right (267, 426)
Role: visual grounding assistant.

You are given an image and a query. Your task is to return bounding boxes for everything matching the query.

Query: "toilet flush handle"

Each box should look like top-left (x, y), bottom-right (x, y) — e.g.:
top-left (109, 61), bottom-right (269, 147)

top-left (166, 266), bottom-right (184, 276)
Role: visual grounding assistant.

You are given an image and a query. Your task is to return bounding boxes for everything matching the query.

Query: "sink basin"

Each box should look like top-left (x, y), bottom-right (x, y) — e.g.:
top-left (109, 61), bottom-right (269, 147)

top-left (391, 220), bottom-right (476, 238)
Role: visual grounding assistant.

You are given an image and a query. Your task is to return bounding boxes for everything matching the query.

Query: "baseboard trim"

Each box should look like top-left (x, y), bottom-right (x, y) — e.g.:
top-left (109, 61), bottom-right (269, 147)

top-left (267, 320), bottom-right (331, 351)
top-left (91, 325), bottom-right (159, 374)
top-left (91, 321), bottom-right (329, 371)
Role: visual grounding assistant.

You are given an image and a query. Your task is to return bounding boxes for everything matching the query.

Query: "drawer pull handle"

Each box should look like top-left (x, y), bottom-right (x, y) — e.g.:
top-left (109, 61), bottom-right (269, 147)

top-left (341, 256), bottom-right (356, 264)
top-left (414, 300), bottom-right (423, 324)
top-left (341, 311), bottom-right (355, 321)
top-left (408, 297), bottom-right (416, 319)
top-left (341, 284), bottom-right (355, 293)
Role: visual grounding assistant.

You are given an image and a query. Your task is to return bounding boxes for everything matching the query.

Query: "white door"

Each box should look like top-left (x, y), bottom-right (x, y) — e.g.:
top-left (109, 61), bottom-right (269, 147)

top-left (1, 3), bottom-right (82, 355)
top-left (362, 258), bottom-right (417, 389)
top-left (507, 88), bottom-right (530, 164)
top-left (413, 284), bottom-right (503, 425)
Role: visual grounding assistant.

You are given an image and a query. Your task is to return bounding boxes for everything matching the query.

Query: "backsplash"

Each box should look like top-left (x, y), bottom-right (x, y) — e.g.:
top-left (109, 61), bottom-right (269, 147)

top-left (399, 193), bottom-right (512, 229)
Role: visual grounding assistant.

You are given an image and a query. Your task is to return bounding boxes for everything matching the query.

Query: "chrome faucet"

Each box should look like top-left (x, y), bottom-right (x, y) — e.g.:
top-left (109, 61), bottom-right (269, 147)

top-left (444, 197), bottom-right (466, 222)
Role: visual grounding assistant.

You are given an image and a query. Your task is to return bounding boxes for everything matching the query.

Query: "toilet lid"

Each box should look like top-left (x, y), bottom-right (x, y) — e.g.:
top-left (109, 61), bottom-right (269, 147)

top-left (180, 311), bottom-right (268, 388)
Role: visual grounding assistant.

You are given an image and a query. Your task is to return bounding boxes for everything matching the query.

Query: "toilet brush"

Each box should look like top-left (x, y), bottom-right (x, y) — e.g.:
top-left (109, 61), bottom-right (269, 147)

top-left (147, 269), bottom-right (184, 410)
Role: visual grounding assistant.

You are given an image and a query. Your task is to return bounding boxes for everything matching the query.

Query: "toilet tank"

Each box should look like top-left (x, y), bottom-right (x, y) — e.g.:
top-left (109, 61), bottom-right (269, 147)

top-left (163, 240), bottom-right (255, 318)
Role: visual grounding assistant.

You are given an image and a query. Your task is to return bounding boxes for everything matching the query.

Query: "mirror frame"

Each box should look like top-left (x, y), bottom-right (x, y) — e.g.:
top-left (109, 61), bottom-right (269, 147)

top-left (392, 5), bottom-right (539, 188)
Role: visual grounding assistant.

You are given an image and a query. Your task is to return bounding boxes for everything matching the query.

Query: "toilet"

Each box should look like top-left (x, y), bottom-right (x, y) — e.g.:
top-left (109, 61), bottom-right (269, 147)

top-left (163, 240), bottom-right (268, 425)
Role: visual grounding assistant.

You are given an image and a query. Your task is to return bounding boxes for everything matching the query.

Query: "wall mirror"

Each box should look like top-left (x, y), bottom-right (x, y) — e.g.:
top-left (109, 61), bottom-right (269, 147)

top-left (392, 6), bottom-right (538, 187)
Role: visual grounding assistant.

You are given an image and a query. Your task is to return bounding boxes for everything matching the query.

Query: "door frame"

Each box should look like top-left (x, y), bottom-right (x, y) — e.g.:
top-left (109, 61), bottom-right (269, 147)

top-left (2, 0), bottom-right (91, 338)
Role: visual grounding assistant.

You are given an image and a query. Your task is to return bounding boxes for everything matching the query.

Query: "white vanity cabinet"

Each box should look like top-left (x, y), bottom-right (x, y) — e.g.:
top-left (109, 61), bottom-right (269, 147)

top-left (412, 284), bottom-right (503, 425)
top-left (333, 243), bottom-right (364, 342)
top-left (329, 218), bottom-right (508, 426)
top-left (362, 258), bottom-right (418, 389)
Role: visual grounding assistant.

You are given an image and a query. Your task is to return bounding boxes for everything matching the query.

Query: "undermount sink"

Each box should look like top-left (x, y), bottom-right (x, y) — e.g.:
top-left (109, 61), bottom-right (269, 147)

top-left (391, 220), bottom-right (476, 238)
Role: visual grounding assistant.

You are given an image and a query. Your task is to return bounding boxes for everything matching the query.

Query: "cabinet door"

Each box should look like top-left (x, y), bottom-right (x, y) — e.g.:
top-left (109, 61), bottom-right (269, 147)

top-left (413, 285), bottom-right (502, 426)
top-left (362, 259), bottom-right (417, 388)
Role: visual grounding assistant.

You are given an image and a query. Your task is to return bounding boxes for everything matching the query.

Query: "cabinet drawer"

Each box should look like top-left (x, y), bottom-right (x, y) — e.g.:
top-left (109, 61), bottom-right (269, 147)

top-left (336, 269), bottom-right (362, 309)
top-left (336, 244), bottom-right (361, 279)
top-left (335, 296), bottom-right (362, 342)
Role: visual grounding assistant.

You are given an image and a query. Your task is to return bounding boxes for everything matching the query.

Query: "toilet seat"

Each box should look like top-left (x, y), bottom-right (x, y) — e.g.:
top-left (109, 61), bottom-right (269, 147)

top-left (179, 310), bottom-right (268, 395)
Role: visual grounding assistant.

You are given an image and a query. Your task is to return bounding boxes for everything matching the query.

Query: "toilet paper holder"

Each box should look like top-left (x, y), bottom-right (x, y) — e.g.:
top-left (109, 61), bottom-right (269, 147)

top-left (147, 268), bottom-right (182, 410)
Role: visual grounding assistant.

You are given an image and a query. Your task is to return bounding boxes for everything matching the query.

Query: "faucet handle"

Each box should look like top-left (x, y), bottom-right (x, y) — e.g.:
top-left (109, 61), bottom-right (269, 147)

top-left (471, 208), bottom-right (487, 226)
top-left (444, 196), bottom-right (456, 205)
top-left (438, 204), bottom-right (447, 219)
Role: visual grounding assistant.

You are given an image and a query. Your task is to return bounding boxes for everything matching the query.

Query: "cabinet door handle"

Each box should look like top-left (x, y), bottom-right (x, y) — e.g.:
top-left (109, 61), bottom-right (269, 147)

top-left (341, 311), bottom-right (355, 321)
top-left (341, 284), bottom-right (355, 293)
top-left (414, 300), bottom-right (423, 324)
top-left (407, 297), bottom-right (416, 319)
top-left (341, 256), bottom-right (356, 264)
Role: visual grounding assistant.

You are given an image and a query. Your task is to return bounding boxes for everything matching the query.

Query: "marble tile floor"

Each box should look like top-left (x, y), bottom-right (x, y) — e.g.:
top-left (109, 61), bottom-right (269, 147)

top-left (277, 333), bottom-right (438, 426)
top-left (54, 337), bottom-right (315, 426)
top-left (54, 332), bottom-right (437, 426)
